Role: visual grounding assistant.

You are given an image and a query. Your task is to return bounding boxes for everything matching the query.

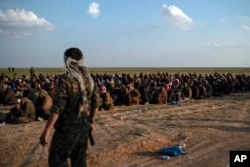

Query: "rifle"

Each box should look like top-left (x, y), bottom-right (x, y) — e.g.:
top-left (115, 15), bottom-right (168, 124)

top-left (89, 128), bottom-right (95, 146)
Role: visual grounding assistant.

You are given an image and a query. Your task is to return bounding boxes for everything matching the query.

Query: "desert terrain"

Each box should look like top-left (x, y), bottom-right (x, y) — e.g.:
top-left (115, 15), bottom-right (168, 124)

top-left (0, 92), bottom-right (250, 167)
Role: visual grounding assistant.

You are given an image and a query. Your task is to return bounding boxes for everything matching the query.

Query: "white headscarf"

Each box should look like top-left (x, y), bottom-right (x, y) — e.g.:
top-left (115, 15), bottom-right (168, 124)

top-left (64, 55), bottom-right (94, 113)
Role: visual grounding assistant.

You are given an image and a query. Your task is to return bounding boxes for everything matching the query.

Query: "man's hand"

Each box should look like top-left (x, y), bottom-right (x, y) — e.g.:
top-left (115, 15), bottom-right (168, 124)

top-left (40, 130), bottom-right (50, 146)
top-left (90, 122), bottom-right (95, 131)
top-left (39, 112), bottom-right (59, 146)
top-left (89, 124), bottom-right (95, 146)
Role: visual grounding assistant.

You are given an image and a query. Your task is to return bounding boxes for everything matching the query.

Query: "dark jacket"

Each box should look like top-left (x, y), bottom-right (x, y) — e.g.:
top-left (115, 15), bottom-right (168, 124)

top-left (0, 87), bottom-right (16, 106)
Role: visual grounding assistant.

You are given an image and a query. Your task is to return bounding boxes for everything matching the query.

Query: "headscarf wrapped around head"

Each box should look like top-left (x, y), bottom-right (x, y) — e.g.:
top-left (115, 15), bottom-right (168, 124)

top-left (64, 48), bottom-right (94, 112)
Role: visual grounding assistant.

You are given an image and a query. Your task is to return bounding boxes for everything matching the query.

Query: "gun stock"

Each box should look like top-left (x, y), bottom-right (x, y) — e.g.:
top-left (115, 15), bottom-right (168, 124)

top-left (89, 130), bottom-right (95, 146)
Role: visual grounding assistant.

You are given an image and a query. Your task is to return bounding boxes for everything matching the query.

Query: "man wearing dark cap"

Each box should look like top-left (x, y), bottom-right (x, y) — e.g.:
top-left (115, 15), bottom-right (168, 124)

top-left (40, 47), bottom-right (100, 167)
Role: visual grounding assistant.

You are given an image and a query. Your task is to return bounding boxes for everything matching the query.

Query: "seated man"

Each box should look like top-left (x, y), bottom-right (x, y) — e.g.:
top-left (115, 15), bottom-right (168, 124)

top-left (22, 82), bottom-right (38, 105)
top-left (152, 86), bottom-right (167, 104)
top-left (198, 81), bottom-right (207, 99)
top-left (4, 94), bottom-right (36, 124)
top-left (204, 80), bottom-right (213, 98)
top-left (129, 82), bottom-right (141, 105)
top-left (190, 80), bottom-right (200, 99)
top-left (164, 83), bottom-right (175, 103)
top-left (0, 84), bottom-right (16, 106)
top-left (139, 80), bottom-right (152, 105)
top-left (182, 82), bottom-right (192, 101)
top-left (99, 85), bottom-right (114, 110)
top-left (124, 82), bottom-right (141, 106)
top-left (35, 89), bottom-right (53, 121)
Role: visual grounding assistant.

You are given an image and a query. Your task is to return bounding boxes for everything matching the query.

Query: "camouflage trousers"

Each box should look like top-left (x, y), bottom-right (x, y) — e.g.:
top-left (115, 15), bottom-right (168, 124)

top-left (49, 124), bottom-right (90, 167)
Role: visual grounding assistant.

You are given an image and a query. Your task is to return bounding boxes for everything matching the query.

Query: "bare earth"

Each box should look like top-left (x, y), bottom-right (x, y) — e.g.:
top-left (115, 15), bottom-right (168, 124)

top-left (0, 92), bottom-right (250, 167)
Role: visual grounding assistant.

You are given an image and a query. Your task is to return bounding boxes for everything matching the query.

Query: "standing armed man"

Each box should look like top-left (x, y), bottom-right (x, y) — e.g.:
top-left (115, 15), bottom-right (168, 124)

top-left (40, 47), bottom-right (100, 167)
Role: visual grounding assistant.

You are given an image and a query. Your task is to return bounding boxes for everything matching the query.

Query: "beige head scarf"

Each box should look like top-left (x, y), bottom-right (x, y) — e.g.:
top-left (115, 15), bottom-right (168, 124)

top-left (64, 48), bottom-right (94, 113)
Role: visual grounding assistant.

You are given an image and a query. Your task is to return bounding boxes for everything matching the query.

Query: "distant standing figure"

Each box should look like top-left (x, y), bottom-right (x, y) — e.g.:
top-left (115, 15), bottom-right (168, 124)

top-left (11, 67), bottom-right (14, 72)
top-left (30, 66), bottom-right (35, 77)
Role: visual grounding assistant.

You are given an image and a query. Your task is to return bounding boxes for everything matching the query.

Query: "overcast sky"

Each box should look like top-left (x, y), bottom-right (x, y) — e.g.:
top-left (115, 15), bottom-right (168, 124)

top-left (0, 0), bottom-right (250, 68)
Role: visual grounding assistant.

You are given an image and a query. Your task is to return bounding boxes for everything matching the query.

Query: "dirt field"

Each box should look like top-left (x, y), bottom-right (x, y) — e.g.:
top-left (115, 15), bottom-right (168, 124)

top-left (0, 92), bottom-right (250, 167)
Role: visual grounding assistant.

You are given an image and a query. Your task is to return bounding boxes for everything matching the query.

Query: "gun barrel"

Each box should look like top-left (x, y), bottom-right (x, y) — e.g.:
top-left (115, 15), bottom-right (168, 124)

top-left (89, 131), bottom-right (95, 146)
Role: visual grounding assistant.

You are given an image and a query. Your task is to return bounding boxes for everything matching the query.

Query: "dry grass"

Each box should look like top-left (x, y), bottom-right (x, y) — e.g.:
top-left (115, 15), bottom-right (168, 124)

top-left (0, 67), bottom-right (250, 79)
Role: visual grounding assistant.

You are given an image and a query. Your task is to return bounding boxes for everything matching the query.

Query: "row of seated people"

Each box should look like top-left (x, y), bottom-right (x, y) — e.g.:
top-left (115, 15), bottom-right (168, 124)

top-left (97, 72), bottom-right (250, 109)
top-left (1, 72), bottom-right (250, 119)
top-left (98, 78), bottom-right (211, 110)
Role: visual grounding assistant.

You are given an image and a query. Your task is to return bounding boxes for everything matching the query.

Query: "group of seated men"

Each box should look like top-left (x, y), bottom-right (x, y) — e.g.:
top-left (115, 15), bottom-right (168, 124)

top-left (0, 73), bottom-right (54, 124)
top-left (95, 71), bottom-right (249, 108)
top-left (0, 71), bottom-right (249, 124)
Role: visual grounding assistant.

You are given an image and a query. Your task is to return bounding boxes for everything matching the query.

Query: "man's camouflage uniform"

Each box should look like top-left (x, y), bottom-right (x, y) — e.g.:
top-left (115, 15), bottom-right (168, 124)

top-left (48, 73), bottom-right (100, 167)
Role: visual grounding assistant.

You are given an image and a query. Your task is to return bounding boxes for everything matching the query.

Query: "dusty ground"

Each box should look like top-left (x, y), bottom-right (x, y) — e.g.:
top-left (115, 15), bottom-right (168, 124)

top-left (0, 92), bottom-right (250, 167)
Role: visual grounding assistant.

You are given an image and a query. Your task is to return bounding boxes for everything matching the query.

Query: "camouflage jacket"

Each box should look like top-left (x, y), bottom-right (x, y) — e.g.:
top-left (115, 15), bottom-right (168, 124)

top-left (51, 73), bottom-right (100, 131)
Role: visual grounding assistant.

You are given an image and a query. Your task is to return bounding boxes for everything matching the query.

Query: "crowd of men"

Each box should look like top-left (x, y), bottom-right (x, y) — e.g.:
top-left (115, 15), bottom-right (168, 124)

top-left (0, 69), bottom-right (249, 124)
top-left (93, 71), bottom-right (249, 106)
